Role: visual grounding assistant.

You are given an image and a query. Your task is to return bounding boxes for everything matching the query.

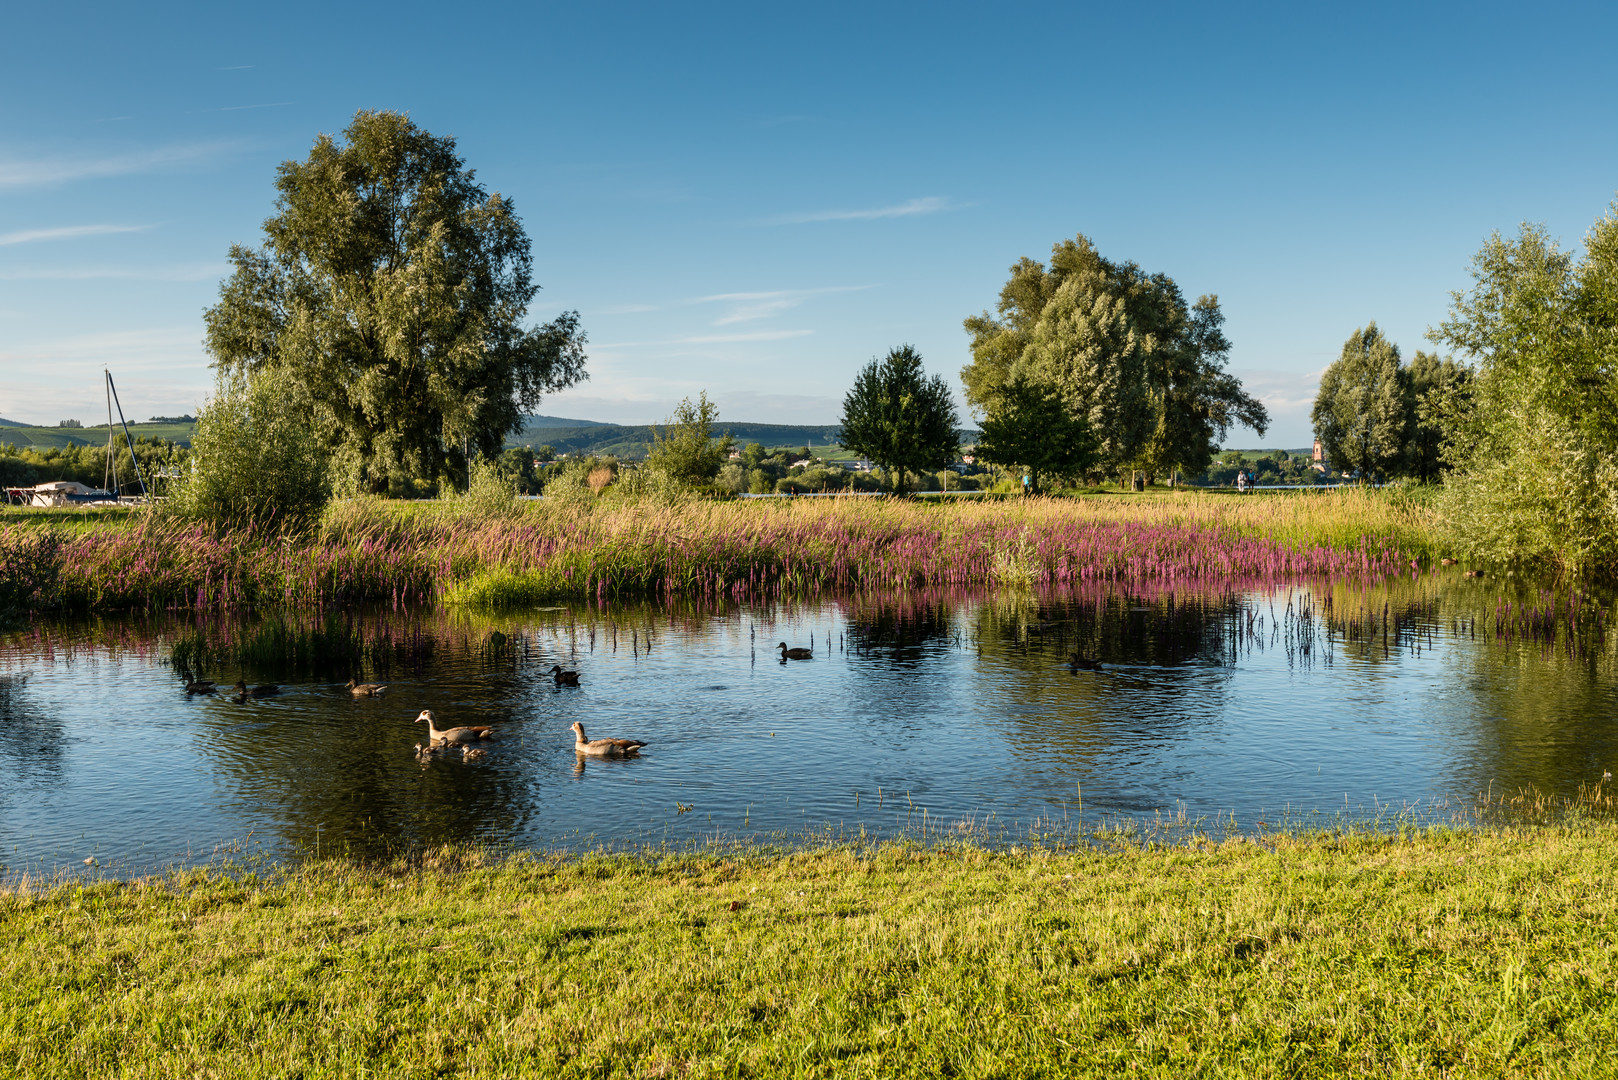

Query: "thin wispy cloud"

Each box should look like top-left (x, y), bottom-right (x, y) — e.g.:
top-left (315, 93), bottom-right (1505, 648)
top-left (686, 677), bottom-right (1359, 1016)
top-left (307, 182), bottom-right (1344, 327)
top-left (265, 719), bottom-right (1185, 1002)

top-left (0, 142), bottom-right (239, 190)
top-left (219, 101), bottom-right (294, 112)
top-left (769, 196), bottom-right (959, 225)
top-left (698, 285), bottom-right (873, 326)
top-left (0, 224), bottom-right (152, 247)
top-left (597, 329), bottom-right (813, 348)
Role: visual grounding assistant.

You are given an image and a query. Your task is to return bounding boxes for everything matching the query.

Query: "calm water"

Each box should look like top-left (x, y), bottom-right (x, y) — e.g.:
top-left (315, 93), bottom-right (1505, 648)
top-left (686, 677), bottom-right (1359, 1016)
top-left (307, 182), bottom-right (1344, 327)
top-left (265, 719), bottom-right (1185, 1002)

top-left (3, 577), bottom-right (1616, 877)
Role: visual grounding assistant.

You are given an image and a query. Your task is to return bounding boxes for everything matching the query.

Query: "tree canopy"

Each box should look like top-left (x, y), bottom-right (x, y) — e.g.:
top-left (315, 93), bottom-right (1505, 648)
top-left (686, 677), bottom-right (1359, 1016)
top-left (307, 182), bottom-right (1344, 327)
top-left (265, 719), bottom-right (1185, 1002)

top-left (204, 110), bottom-right (587, 497)
top-left (1428, 205), bottom-right (1618, 577)
top-left (963, 235), bottom-right (1265, 483)
top-left (839, 345), bottom-right (960, 494)
top-left (646, 392), bottom-right (734, 488)
top-left (1311, 324), bottom-right (1412, 483)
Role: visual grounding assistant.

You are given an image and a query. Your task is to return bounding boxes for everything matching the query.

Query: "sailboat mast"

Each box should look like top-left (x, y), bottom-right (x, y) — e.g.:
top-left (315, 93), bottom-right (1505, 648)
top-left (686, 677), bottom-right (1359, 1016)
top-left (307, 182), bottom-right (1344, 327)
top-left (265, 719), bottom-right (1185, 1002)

top-left (105, 369), bottom-right (148, 499)
top-left (105, 370), bottom-right (119, 497)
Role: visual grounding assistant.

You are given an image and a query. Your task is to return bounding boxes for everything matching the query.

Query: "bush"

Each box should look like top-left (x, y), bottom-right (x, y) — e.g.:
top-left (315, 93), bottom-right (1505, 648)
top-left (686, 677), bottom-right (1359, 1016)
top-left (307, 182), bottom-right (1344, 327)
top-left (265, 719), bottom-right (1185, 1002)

top-left (165, 368), bottom-right (330, 526)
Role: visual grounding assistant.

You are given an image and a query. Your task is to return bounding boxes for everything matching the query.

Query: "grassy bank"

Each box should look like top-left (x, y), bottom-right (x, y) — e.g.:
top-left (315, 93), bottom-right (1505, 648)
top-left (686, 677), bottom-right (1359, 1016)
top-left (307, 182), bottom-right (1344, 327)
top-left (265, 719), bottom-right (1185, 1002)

top-left (3, 822), bottom-right (1614, 1077)
top-left (0, 488), bottom-right (1438, 612)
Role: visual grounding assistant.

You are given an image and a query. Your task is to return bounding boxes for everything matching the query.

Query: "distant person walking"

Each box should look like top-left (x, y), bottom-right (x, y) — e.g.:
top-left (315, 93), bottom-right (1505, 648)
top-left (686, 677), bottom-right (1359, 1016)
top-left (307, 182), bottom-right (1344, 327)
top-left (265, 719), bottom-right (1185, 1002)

top-left (1235, 470), bottom-right (1248, 494)
top-left (1022, 472), bottom-right (1031, 496)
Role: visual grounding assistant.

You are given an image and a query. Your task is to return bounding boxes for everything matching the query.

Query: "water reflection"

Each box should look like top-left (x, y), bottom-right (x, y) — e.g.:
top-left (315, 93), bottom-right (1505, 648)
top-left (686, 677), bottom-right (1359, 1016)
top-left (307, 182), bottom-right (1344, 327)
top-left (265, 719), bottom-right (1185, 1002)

top-left (2, 574), bottom-right (1616, 876)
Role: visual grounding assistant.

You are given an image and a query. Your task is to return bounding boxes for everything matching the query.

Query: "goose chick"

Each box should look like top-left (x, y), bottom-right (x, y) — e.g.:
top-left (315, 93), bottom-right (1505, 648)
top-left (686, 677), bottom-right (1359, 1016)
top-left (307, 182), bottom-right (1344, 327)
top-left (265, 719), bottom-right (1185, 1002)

top-left (777, 642), bottom-right (813, 660)
top-left (462, 746), bottom-right (489, 762)
top-left (571, 721), bottom-right (646, 757)
top-left (346, 679), bottom-right (389, 697)
top-left (415, 709), bottom-right (494, 746)
top-left (547, 664), bottom-right (581, 687)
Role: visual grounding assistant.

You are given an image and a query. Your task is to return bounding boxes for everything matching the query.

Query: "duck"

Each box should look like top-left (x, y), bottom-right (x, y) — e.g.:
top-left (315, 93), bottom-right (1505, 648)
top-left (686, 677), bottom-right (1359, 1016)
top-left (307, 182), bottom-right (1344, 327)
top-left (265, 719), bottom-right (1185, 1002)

top-left (233, 681), bottom-right (281, 698)
top-left (571, 721), bottom-right (646, 757)
top-left (1068, 653), bottom-right (1103, 672)
top-left (184, 680), bottom-right (216, 694)
top-left (346, 679), bottom-right (389, 697)
top-left (547, 664), bottom-right (581, 687)
top-left (415, 709), bottom-right (494, 746)
top-left (777, 642), bottom-right (813, 661)
top-left (1440, 557), bottom-right (1457, 566)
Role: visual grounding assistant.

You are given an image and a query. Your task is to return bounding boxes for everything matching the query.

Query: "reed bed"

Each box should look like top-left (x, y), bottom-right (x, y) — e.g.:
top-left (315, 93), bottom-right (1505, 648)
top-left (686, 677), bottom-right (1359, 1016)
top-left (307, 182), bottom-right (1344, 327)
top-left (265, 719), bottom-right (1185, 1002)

top-left (0, 488), bottom-right (1437, 613)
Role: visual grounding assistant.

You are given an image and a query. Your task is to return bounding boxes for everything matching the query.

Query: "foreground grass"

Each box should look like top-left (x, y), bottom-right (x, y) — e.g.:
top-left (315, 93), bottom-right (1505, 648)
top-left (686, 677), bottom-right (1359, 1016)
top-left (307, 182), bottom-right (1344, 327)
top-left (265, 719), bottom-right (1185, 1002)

top-left (4, 825), bottom-right (1615, 1077)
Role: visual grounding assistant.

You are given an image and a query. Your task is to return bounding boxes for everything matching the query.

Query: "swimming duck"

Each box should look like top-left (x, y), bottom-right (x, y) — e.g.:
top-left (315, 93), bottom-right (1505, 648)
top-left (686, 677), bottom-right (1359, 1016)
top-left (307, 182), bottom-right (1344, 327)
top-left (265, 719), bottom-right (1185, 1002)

top-left (777, 642), bottom-right (813, 660)
top-left (346, 679), bottom-right (389, 697)
top-left (1068, 653), bottom-right (1102, 672)
top-left (547, 665), bottom-right (581, 687)
top-left (184, 680), bottom-right (216, 694)
top-left (415, 709), bottom-right (494, 746)
top-left (233, 681), bottom-right (281, 698)
top-left (571, 721), bottom-right (646, 757)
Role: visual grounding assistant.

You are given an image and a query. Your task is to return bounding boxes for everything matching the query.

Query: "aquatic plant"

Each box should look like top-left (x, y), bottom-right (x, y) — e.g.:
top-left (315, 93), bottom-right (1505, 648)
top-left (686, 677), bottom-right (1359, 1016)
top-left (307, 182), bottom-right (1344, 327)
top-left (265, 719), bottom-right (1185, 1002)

top-left (0, 488), bottom-right (1437, 613)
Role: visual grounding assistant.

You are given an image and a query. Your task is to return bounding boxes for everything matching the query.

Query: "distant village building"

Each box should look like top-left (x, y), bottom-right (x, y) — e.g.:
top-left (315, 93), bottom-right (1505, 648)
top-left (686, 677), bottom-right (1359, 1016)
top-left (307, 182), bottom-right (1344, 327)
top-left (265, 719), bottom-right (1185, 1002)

top-left (1311, 438), bottom-right (1329, 474)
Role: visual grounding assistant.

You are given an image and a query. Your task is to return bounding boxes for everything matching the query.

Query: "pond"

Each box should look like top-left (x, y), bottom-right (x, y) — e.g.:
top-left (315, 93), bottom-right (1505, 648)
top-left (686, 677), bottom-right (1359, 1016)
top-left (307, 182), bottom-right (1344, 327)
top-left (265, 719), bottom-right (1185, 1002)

top-left (3, 575), bottom-right (1615, 877)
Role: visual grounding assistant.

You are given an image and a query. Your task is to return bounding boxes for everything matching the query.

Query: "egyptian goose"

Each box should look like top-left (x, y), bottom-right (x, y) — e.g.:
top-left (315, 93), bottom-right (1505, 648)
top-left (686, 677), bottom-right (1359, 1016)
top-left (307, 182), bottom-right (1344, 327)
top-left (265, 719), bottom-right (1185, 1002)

top-left (415, 709), bottom-right (494, 746)
top-left (777, 642), bottom-right (813, 660)
top-left (547, 665), bottom-right (581, 686)
top-left (571, 721), bottom-right (646, 757)
top-left (346, 679), bottom-right (388, 697)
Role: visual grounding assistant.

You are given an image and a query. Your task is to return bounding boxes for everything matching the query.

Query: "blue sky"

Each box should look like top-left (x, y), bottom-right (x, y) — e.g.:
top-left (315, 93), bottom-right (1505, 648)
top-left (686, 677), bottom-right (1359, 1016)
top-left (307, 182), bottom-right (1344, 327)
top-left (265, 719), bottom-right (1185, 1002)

top-left (2, 1), bottom-right (1616, 446)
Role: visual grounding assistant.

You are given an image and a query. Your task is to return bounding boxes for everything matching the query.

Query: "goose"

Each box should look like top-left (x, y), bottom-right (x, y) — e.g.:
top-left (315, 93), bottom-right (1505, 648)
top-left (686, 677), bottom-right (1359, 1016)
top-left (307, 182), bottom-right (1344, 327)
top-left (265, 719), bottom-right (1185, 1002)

top-left (547, 665), bottom-right (581, 687)
top-left (1068, 653), bottom-right (1102, 672)
top-left (184, 680), bottom-right (216, 695)
top-left (571, 721), bottom-right (646, 757)
top-left (415, 709), bottom-right (494, 746)
top-left (233, 681), bottom-right (281, 698)
top-left (777, 642), bottom-right (813, 661)
top-left (346, 679), bottom-right (389, 697)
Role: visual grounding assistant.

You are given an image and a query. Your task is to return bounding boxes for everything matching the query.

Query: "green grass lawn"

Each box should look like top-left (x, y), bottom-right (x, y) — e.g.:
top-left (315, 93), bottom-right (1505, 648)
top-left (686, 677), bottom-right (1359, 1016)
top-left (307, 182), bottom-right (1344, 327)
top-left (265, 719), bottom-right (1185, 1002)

top-left (5, 825), bottom-right (1616, 1077)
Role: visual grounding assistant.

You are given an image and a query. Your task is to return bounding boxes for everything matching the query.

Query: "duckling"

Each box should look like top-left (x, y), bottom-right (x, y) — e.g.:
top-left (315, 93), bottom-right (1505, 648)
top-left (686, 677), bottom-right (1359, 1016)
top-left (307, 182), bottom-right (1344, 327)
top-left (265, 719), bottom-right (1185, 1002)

top-left (461, 746), bottom-right (488, 762)
top-left (346, 679), bottom-right (388, 697)
top-left (184, 680), bottom-right (216, 695)
top-left (1067, 653), bottom-right (1103, 672)
top-left (415, 709), bottom-right (494, 746)
top-left (571, 721), bottom-right (646, 757)
top-left (547, 664), bottom-right (581, 687)
top-left (777, 642), bottom-right (813, 661)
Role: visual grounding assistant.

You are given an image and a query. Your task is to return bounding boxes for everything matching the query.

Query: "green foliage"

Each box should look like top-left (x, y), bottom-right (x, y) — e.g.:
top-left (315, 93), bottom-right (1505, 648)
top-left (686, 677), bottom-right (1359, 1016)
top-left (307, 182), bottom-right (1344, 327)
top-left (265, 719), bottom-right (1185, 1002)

top-left (1406, 351), bottom-right (1474, 483)
top-left (166, 368), bottom-right (331, 526)
top-left (972, 375), bottom-right (1097, 493)
top-left (645, 392), bottom-right (733, 488)
top-left (204, 110), bottom-right (588, 497)
top-left (1428, 206), bottom-right (1618, 577)
top-left (964, 235), bottom-right (1265, 482)
top-left (442, 459), bottom-right (519, 518)
top-left (838, 345), bottom-right (960, 494)
top-left (1312, 324), bottom-right (1413, 482)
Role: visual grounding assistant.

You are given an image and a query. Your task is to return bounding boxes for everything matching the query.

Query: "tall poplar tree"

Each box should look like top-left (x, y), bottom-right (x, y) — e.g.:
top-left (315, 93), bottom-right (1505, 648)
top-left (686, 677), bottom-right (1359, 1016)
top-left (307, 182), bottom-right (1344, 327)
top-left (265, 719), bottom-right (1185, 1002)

top-left (204, 110), bottom-right (588, 496)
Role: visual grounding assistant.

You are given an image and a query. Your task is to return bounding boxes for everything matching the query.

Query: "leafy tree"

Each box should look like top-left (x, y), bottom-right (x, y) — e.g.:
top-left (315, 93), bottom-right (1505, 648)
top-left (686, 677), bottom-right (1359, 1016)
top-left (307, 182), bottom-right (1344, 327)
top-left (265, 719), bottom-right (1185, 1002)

top-left (1427, 207), bottom-right (1618, 576)
top-left (964, 234), bottom-right (1263, 484)
top-left (839, 345), bottom-right (960, 494)
top-left (204, 110), bottom-right (587, 497)
top-left (1311, 324), bottom-right (1412, 482)
top-left (972, 375), bottom-right (1096, 493)
top-left (1405, 350), bottom-right (1474, 483)
top-left (167, 367), bottom-right (330, 525)
top-left (645, 392), bottom-right (733, 488)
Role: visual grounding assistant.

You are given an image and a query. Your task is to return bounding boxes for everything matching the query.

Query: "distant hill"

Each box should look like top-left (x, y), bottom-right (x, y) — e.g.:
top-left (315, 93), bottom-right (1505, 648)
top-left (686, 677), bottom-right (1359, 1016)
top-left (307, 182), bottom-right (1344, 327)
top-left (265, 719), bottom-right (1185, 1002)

top-left (506, 420), bottom-right (848, 459)
top-left (0, 417), bottom-right (23, 427)
top-left (518, 414), bottom-right (610, 432)
top-left (1, 421), bottom-right (196, 450)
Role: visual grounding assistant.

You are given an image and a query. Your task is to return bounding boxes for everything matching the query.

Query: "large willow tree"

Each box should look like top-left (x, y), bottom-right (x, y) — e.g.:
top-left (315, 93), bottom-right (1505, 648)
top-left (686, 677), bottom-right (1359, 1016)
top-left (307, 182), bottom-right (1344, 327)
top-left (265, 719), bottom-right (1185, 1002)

top-left (204, 110), bottom-right (587, 496)
top-left (963, 235), bottom-right (1265, 485)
